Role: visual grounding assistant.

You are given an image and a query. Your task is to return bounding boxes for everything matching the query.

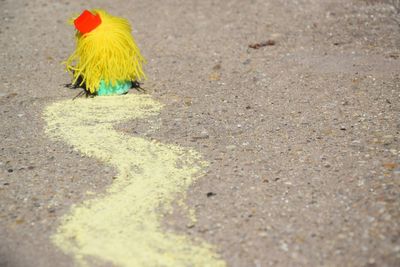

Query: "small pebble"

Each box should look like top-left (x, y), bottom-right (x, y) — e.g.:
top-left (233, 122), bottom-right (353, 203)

top-left (206, 192), bottom-right (216, 197)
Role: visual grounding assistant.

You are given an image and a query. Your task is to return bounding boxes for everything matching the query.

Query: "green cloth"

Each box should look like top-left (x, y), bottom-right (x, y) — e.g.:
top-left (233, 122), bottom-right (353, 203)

top-left (97, 80), bottom-right (131, 96)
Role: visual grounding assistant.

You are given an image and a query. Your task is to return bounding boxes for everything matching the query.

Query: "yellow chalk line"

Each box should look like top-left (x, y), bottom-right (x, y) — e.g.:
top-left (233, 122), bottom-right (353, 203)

top-left (44, 94), bottom-right (225, 267)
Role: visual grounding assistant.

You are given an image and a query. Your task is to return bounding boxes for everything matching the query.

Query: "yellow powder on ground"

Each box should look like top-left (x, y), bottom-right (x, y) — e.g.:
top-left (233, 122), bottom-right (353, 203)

top-left (44, 94), bottom-right (225, 267)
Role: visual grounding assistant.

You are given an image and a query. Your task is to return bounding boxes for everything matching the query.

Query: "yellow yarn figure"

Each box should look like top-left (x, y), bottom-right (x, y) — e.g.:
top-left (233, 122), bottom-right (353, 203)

top-left (65, 9), bottom-right (146, 96)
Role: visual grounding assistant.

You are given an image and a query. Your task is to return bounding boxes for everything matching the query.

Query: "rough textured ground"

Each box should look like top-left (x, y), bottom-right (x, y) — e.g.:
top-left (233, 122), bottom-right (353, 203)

top-left (1, 0), bottom-right (399, 266)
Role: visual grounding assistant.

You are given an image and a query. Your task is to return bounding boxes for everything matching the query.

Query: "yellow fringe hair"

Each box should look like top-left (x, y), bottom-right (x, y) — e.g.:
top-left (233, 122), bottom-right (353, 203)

top-left (65, 9), bottom-right (146, 93)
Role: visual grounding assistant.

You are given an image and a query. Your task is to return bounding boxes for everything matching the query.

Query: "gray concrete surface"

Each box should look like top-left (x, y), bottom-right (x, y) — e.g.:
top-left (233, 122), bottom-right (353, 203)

top-left (1, 0), bottom-right (399, 266)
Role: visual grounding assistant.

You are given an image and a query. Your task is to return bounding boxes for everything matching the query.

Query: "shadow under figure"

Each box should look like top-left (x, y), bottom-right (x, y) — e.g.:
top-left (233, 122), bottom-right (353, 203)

top-left (65, 76), bottom-right (145, 100)
top-left (64, 9), bottom-right (146, 97)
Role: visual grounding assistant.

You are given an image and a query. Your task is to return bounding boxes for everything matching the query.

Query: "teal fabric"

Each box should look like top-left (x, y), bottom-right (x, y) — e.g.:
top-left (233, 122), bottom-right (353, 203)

top-left (97, 80), bottom-right (132, 96)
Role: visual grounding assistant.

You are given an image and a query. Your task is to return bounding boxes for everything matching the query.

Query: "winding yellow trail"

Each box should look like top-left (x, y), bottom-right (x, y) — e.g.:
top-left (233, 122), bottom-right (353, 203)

top-left (44, 95), bottom-right (225, 267)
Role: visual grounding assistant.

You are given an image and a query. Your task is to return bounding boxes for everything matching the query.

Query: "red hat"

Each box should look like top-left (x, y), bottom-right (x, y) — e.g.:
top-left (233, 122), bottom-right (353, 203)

top-left (74, 10), bottom-right (101, 34)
